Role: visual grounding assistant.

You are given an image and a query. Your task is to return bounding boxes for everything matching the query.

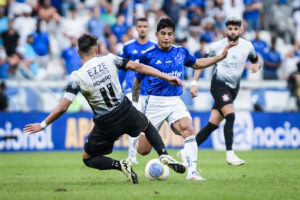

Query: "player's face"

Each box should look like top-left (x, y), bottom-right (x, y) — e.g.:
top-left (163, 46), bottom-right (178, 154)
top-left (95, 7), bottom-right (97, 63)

top-left (226, 25), bottom-right (241, 42)
top-left (156, 27), bottom-right (174, 50)
top-left (136, 21), bottom-right (149, 39)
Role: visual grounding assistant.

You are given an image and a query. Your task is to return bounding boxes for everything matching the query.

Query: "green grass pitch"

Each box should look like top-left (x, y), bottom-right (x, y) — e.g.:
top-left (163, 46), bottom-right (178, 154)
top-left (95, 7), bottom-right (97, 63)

top-left (0, 149), bottom-right (300, 200)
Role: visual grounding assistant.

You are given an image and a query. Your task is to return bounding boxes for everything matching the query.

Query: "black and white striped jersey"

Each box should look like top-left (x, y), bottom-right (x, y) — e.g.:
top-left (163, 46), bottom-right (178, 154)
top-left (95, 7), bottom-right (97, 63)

top-left (207, 38), bottom-right (257, 89)
top-left (64, 54), bottom-right (129, 118)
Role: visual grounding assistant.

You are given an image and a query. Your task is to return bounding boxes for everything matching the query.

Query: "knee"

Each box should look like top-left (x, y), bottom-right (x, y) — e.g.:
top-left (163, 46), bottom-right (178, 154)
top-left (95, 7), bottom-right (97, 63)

top-left (137, 147), bottom-right (151, 155)
top-left (225, 113), bottom-right (235, 122)
top-left (180, 124), bottom-right (194, 137)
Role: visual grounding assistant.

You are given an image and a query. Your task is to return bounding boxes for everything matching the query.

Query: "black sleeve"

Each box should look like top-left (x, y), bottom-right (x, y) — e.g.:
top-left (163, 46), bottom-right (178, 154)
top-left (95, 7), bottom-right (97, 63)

top-left (248, 52), bottom-right (258, 63)
top-left (65, 80), bottom-right (80, 95)
top-left (113, 55), bottom-right (130, 70)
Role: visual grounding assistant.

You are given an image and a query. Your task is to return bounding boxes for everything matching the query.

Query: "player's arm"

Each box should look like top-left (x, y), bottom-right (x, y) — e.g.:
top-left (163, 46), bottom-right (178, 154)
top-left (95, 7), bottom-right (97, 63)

top-left (248, 49), bottom-right (262, 73)
top-left (24, 78), bottom-right (80, 135)
top-left (125, 60), bottom-right (183, 86)
top-left (23, 97), bottom-right (73, 134)
top-left (132, 76), bottom-right (142, 105)
top-left (192, 41), bottom-right (235, 69)
top-left (190, 69), bottom-right (203, 98)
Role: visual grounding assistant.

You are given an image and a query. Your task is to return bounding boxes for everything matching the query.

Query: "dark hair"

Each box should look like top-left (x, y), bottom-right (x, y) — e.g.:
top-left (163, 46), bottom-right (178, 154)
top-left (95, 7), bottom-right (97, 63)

top-left (225, 17), bottom-right (242, 27)
top-left (78, 33), bottom-right (98, 53)
top-left (136, 17), bottom-right (148, 24)
top-left (157, 18), bottom-right (175, 32)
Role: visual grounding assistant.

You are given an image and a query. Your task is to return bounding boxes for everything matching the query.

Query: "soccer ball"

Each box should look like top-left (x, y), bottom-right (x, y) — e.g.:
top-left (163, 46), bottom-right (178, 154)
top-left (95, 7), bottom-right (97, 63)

top-left (145, 158), bottom-right (169, 181)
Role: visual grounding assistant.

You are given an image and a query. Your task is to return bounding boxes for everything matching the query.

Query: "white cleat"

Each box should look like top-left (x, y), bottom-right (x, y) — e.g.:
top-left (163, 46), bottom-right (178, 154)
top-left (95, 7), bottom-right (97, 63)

top-left (226, 154), bottom-right (245, 166)
top-left (186, 171), bottom-right (206, 181)
top-left (120, 158), bottom-right (138, 184)
top-left (176, 149), bottom-right (187, 167)
top-left (160, 154), bottom-right (186, 174)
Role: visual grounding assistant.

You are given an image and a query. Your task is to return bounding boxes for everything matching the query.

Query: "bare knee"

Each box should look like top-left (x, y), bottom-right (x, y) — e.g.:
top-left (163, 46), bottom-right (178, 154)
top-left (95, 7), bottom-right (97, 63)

top-left (137, 147), bottom-right (151, 155)
top-left (83, 150), bottom-right (91, 160)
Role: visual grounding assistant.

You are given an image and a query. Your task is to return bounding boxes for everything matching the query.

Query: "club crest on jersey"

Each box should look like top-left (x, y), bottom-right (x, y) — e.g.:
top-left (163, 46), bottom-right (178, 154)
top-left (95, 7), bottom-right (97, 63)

top-left (222, 94), bottom-right (230, 102)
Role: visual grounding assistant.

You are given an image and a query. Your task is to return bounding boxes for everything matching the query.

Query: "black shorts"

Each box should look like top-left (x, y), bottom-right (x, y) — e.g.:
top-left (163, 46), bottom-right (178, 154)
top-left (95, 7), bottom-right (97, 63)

top-left (84, 97), bottom-right (149, 156)
top-left (210, 76), bottom-right (239, 111)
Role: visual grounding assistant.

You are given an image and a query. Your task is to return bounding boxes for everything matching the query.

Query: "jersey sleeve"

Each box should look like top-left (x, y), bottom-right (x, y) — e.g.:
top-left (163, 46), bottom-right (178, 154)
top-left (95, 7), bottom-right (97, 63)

top-left (122, 45), bottom-right (130, 59)
top-left (64, 72), bottom-right (81, 101)
top-left (183, 47), bottom-right (196, 67)
top-left (247, 42), bottom-right (259, 63)
top-left (111, 54), bottom-right (130, 70)
top-left (206, 43), bottom-right (217, 58)
top-left (139, 52), bottom-right (149, 65)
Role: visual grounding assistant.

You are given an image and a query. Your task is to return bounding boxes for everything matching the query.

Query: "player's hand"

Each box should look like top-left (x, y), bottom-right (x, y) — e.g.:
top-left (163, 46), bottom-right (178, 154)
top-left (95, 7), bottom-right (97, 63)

top-left (23, 123), bottom-right (43, 135)
top-left (168, 76), bottom-right (184, 86)
top-left (190, 85), bottom-right (198, 98)
top-left (249, 63), bottom-right (260, 73)
top-left (221, 41), bottom-right (235, 58)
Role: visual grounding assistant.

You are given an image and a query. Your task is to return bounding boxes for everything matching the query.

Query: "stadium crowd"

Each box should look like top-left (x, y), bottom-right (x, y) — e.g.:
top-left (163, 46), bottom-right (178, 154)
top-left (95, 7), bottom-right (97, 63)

top-left (0, 0), bottom-right (299, 84)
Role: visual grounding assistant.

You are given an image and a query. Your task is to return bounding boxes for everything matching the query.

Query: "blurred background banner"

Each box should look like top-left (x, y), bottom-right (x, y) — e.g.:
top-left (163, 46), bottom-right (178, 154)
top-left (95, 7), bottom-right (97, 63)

top-left (1, 111), bottom-right (299, 152)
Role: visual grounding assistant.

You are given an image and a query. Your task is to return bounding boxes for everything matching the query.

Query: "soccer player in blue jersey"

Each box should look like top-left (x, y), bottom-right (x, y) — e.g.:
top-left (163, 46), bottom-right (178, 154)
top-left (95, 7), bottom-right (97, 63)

top-left (132, 18), bottom-right (234, 180)
top-left (121, 17), bottom-right (155, 164)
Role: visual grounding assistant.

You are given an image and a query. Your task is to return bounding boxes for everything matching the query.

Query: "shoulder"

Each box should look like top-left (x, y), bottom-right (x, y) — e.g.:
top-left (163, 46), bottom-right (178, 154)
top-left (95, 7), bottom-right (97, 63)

top-left (124, 39), bottom-right (136, 47)
top-left (141, 45), bottom-right (156, 55)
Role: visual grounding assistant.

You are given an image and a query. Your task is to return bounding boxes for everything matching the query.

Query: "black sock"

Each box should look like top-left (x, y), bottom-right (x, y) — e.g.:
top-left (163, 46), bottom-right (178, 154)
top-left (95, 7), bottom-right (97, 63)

top-left (83, 156), bottom-right (121, 171)
top-left (144, 122), bottom-right (168, 156)
top-left (224, 113), bottom-right (235, 151)
top-left (196, 122), bottom-right (218, 146)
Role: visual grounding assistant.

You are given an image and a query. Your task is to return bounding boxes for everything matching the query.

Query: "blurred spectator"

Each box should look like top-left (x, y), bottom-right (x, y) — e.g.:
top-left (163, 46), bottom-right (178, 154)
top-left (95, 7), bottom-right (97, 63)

top-left (14, 4), bottom-right (36, 45)
top-left (209, 0), bottom-right (226, 31)
top-left (162, 0), bottom-right (181, 25)
top-left (0, 81), bottom-right (8, 111)
top-left (87, 6), bottom-right (106, 43)
top-left (251, 30), bottom-right (268, 57)
top-left (189, 6), bottom-right (205, 26)
top-left (282, 49), bottom-right (299, 80)
top-left (31, 19), bottom-right (51, 69)
top-left (0, 7), bottom-right (8, 36)
top-left (293, 6), bottom-right (300, 44)
top-left (243, 0), bottom-right (263, 31)
top-left (111, 14), bottom-right (128, 43)
top-left (101, 2), bottom-right (117, 26)
top-left (193, 36), bottom-right (207, 79)
top-left (38, 0), bottom-right (60, 24)
top-left (118, 0), bottom-right (135, 27)
top-left (61, 5), bottom-right (85, 38)
top-left (263, 37), bottom-right (282, 80)
top-left (185, 0), bottom-right (206, 20)
top-left (0, 44), bottom-right (9, 79)
top-left (1, 19), bottom-right (19, 57)
top-left (224, 0), bottom-right (245, 20)
top-left (200, 18), bottom-right (217, 43)
top-left (287, 62), bottom-right (300, 110)
top-left (17, 35), bottom-right (39, 78)
top-left (60, 37), bottom-right (81, 75)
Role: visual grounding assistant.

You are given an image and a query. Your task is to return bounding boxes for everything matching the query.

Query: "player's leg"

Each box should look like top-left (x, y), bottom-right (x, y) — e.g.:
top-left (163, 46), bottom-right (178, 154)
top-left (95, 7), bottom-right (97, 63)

top-left (82, 125), bottom-right (138, 184)
top-left (221, 97), bottom-right (245, 165)
top-left (126, 105), bottom-right (186, 174)
top-left (196, 108), bottom-right (224, 146)
top-left (170, 97), bottom-right (205, 180)
top-left (126, 93), bottom-right (138, 164)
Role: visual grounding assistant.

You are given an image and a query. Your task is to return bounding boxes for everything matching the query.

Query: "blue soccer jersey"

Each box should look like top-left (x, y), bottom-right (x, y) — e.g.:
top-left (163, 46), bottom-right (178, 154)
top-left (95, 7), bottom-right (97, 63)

top-left (138, 45), bottom-right (196, 96)
top-left (121, 39), bottom-right (155, 95)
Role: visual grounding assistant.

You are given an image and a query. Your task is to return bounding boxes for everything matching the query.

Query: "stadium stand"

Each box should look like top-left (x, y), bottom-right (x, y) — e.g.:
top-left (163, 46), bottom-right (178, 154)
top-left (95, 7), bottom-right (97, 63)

top-left (0, 0), bottom-right (299, 112)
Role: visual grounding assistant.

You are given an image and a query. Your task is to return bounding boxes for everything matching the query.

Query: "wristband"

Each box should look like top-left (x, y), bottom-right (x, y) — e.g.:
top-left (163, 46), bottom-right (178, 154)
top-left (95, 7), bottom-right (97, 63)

top-left (191, 80), bottom-right (198, 86)
top-left (40, 120), bottom-right (48, 129)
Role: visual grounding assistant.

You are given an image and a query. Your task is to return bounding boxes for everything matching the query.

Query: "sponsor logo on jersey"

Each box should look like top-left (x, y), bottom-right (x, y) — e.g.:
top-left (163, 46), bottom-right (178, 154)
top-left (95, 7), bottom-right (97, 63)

top-left (156, 60), bottom-right (162, 64)
top-left (163, 71), bottom-right (182, 78)
top-left (222, 94), bottom-right (230, 102)
top-left (132, 50), bottom-right (138, 54)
